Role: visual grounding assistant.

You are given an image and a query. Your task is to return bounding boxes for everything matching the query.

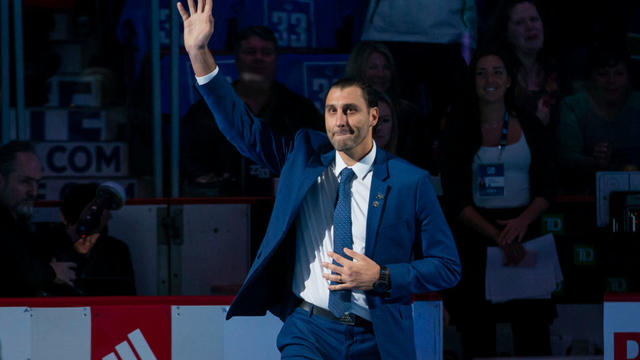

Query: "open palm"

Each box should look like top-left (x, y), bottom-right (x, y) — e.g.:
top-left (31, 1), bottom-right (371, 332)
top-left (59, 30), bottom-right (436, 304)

top-left (177, 0), bottom-right (214, 52)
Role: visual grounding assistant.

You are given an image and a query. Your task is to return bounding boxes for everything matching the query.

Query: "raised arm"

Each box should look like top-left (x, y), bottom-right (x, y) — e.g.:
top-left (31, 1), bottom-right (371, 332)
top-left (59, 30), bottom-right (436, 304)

top-left (177, 0), bottom-right (291, 174)
top-left (177, 0), bottom-right (216, 76)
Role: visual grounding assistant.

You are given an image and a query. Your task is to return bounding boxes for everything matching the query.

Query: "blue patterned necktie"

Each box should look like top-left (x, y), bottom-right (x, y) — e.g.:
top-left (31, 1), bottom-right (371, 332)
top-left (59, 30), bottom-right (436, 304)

top-left (328, 167), bottom-right (356, 317)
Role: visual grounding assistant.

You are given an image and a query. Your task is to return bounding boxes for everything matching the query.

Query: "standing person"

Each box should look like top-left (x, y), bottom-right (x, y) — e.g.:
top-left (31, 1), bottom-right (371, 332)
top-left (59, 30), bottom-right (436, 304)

top-left (0, 141), bottom-right (77, 296)
top-left (487, 0), bottom-right (563, 129)
top-left (440, 50), bottom-right (555, 358)
top-left (346, 42), bottom-right (429, 169)
top-left (177, 1), bottom-right (461, 359)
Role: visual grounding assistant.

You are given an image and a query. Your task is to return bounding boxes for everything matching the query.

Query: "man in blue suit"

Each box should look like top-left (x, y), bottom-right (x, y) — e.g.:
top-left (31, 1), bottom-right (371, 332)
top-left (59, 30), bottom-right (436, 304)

top-left (178, 1), bottom-right (460, 358)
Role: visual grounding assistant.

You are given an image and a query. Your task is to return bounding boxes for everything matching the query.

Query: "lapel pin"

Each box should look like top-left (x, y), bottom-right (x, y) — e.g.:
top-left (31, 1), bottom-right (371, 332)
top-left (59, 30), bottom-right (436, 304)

top-left (372, 201), bottom-right (380, 207)
top-left (376, 193), bottom-right (384, 200)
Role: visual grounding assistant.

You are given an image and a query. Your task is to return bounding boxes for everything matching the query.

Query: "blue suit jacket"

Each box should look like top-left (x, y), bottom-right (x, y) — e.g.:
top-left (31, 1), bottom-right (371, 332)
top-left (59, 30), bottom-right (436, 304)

top-left (198, 73), bottom-right (461, 359)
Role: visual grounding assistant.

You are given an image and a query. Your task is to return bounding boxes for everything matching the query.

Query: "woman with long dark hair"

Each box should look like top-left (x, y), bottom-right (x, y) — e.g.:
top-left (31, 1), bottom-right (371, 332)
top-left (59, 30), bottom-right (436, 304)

top-left (440, 49), bottom-right (555, 357)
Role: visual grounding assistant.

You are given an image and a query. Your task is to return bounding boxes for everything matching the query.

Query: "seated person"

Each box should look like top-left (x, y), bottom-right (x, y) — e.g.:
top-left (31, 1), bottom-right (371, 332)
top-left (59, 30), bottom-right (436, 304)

top-left (0, 141), bottom-right (77, 296)
top-left (45, 183), bottom-right (136, 296)
top-left (556, 43), bottom-right (640, 193)
top-left (181, 25), bottom-right (323, 196)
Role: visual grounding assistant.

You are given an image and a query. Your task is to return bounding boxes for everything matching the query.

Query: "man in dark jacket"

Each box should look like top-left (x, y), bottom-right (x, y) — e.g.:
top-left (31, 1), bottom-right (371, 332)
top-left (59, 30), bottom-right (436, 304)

top-left (0, 141), bottom-right (76, 296)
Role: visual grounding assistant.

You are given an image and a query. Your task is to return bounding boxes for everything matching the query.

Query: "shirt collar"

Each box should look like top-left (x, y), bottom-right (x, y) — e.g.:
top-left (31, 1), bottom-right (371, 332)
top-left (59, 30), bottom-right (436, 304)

top-left (333, 142), bottom-right (377, 181)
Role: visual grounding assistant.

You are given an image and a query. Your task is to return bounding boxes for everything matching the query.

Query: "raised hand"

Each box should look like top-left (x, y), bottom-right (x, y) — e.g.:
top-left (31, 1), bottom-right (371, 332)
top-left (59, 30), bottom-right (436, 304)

top-left (177, 0), bottom-right (214, 53)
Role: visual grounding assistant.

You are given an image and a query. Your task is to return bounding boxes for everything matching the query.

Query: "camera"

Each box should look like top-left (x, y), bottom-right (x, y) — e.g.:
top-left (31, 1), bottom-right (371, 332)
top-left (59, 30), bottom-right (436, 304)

top-left (75, 181), bottom-right (126, 238)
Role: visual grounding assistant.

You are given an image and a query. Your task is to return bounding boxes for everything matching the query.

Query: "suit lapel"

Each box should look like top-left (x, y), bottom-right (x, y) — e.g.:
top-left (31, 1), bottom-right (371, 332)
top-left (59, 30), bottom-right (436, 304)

top-left (288, 149), bottom-right (335, 217)
top-left (365, 149), bottom-right (390, 258)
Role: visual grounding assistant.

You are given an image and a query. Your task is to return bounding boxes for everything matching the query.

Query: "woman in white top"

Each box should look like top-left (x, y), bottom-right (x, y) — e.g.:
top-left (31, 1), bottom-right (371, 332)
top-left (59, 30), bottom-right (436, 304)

top-left (440, 49), bottom-right (555, 358)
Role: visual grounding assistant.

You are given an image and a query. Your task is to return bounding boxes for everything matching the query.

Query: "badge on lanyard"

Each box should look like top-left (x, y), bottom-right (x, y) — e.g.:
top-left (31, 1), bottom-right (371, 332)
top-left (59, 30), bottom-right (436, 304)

top-left (478, 163), bottom-right (505, 196)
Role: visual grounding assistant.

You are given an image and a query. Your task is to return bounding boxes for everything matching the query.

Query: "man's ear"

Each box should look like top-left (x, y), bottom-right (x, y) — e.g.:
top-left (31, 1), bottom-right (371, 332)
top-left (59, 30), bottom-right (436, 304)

top-left (370, 106), bottom-right (379, 128)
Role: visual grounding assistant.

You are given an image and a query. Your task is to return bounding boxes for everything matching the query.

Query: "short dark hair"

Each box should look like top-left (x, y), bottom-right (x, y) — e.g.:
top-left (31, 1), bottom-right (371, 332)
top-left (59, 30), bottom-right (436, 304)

top-left (0, 141), bottom-right (36, 177)
top-left (60, 183), bottom-right (98, 225)
top-left (233, 25), bottom-right (278, 57)
top-left (587, 42), bottom-right (631, 77)
top-left (324, 78), bottom-right (379, 109)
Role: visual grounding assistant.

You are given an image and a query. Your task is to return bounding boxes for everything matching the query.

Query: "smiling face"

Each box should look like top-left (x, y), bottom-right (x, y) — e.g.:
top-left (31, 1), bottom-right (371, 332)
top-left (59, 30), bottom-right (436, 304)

top-left (475, 55), bottom-right (512, 105)
top-left (507, 1), bottom-right (544, 55)
top-left (364, 51), bottom-right (392, 92)
top-left (325, 85), bottom-right (378, 163)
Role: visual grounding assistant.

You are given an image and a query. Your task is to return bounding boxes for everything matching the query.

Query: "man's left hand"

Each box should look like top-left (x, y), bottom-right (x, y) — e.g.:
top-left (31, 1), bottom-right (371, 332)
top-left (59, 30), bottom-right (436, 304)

top-left (322, 248), bottom-right (380, 291)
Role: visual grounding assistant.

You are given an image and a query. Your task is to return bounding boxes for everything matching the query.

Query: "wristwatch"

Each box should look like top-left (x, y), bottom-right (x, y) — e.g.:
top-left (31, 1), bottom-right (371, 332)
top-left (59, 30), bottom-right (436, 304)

top-left (373, 266), bottom-right (391, 294)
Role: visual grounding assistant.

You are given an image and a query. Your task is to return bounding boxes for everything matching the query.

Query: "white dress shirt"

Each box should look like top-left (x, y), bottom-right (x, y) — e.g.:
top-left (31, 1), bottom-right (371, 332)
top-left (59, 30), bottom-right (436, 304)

top-left (293, 144), bottom-right (376, 321)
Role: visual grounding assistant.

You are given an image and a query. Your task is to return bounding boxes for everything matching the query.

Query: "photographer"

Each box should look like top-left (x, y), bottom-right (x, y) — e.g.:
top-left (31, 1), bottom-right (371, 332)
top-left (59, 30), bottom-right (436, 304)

top-left (46, 183), bottom-right (136, 296)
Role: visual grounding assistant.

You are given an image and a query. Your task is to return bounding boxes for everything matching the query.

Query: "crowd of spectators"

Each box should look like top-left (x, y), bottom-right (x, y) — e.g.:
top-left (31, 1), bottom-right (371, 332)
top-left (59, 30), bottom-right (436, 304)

top-left (2, 0), bottom-right (639, 356)
top-left (174, 0), bottom-right (638, 199)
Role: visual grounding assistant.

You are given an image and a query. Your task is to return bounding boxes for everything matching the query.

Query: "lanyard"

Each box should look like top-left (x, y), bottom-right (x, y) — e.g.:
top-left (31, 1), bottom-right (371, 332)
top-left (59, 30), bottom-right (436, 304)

top-left (498, 111), bottom-right (510, 151)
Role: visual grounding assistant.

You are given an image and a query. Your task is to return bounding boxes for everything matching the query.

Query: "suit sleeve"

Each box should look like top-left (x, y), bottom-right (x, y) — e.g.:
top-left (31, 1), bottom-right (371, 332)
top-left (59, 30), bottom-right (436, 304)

top-left (386, 174), bottom-right (461, 299)
top-left (196, 72), bottom-right (293, 175)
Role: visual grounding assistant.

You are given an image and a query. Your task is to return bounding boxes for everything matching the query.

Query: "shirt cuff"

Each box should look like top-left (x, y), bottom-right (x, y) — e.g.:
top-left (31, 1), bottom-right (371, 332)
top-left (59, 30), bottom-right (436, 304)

top-left (195, 66), bottom-right (219, 85)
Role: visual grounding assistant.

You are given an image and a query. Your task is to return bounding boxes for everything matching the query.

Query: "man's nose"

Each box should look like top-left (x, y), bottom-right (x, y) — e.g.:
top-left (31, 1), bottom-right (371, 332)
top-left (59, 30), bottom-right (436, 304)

top-left (336, 111), bottom-right (348, 126)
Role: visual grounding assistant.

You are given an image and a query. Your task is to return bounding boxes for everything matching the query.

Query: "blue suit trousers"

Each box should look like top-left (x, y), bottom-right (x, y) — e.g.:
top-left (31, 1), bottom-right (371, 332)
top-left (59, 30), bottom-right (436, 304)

top-left (277, 307), bottom-right (380, 359)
